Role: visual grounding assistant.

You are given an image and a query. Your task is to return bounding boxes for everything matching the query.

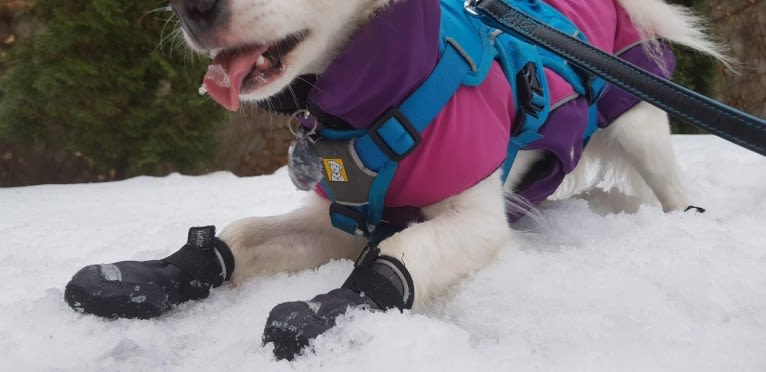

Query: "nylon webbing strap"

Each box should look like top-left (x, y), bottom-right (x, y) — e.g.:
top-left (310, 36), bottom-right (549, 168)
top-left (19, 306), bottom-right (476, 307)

top-left (323, 40), bottom-right (475, 238)
top-left (467, 0), bottom-right (766, 157)
top-left (163, 226), bottom-right (228, 286)
top-left (354, 42), bottom-right (474, 171)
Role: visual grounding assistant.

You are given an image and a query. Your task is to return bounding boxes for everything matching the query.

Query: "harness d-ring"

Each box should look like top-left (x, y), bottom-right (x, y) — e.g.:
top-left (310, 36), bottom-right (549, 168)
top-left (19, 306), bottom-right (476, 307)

top-left (288, 109), bottom-right (318, 136)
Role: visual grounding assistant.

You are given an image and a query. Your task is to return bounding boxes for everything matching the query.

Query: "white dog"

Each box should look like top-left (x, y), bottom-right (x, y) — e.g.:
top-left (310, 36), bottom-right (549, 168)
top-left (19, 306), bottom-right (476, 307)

top-left (65, 0), bottom-right (726, 360)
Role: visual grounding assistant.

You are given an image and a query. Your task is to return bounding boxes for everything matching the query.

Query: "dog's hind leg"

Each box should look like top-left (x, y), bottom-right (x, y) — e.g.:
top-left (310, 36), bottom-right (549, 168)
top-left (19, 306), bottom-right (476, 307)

top-left (594, 101), bottom-right (691, 212)
top-left (219, 194), bottom-right (366, 283)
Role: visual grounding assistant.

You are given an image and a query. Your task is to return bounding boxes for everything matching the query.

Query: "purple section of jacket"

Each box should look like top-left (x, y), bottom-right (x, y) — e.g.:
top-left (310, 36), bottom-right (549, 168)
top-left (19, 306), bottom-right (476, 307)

top-left (307, 0), bottom-right (441, 130)
top-left (598, 43), bottom-right (677, 127)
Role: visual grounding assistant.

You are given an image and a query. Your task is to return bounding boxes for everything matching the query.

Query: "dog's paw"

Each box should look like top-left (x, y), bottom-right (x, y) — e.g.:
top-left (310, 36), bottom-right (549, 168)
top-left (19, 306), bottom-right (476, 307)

top-left (262, 288), bottom-right (378, 360)
top-left (64, 226), bottom-right (234, 319)
top-left (261, 249), bottom-right (414, 360)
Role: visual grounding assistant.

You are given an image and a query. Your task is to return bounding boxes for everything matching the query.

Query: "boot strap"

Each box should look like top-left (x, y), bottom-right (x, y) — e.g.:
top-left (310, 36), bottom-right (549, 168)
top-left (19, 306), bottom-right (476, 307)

top-left (163, 226), bottom-right (233, 287)
top-left (342, 244), bottom-right (414, 310)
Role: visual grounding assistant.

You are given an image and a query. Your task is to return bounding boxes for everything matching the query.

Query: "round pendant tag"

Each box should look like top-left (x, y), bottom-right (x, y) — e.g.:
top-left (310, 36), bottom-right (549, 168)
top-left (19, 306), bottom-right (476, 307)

top-left (288, 126), bottom-right (323, 191)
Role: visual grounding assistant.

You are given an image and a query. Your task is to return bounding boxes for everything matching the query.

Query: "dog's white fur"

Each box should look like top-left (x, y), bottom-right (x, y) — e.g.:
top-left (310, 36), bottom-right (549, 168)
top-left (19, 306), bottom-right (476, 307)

top-left (181, 0), bottom-right (723, 310)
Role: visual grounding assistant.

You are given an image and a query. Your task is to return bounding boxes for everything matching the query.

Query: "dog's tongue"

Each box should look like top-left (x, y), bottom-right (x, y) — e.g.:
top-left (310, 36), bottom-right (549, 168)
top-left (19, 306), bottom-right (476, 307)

top-left (202, 47), bottom-right (268, 111)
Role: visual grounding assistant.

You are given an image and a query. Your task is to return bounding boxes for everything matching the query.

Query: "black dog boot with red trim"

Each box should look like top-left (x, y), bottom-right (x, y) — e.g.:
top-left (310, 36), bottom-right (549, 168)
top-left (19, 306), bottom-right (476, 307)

top-left (262, 244), bottom-right (414, 360)
top-left (64, 226), bottom-right (234, 319)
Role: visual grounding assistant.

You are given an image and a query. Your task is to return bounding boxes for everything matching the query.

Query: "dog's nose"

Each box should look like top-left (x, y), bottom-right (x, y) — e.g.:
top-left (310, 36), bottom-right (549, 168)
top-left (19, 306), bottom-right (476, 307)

top-left (184, 0), bottom-right (219, 19)
top-left (171, 0), bottom-right (227, 43)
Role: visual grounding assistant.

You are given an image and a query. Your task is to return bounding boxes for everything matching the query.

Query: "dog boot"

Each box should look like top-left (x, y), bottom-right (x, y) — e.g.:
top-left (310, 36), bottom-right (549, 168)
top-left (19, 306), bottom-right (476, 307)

top-left (64, 226), bottom-right (234, 319)
top-left (262, 244), bottom-right (414, 360)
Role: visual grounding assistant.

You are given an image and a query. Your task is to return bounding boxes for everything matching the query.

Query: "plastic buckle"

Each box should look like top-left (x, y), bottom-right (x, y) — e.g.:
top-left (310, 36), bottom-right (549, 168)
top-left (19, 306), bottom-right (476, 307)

top-left (368, 108), bottom-right (422, 162)
top-left (464, 0), bottom-right (482, 16)
top-left (516, 62), bottom-right (546, 118)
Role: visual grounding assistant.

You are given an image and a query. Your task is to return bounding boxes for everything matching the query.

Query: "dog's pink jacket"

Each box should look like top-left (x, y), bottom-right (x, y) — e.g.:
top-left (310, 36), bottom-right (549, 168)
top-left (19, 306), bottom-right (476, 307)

top-left (311, 0), bottom-right (671, 213)
top-left (386, 0), bottom-right (647, 208)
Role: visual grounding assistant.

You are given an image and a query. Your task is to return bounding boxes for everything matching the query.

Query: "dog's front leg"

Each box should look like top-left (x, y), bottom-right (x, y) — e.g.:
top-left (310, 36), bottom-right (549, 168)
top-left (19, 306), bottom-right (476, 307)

top-left (375, 171), bottom-right (513, 310)
top-left (64, 193), bottom-right (364, 319)
top-left (219, 194), bottom-right (366, 283)
top-left (262, 171), bottom-right (513, 359)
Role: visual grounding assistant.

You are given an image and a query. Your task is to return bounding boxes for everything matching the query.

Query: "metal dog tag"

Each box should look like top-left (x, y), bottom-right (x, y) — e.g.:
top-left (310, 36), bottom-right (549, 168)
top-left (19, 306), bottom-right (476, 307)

top-left (288, 126), bottom-right (323, 191)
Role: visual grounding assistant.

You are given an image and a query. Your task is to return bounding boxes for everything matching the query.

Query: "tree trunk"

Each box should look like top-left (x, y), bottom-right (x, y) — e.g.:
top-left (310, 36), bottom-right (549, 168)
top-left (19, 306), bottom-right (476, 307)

top-left (706, 0), bottom-right (766, 118)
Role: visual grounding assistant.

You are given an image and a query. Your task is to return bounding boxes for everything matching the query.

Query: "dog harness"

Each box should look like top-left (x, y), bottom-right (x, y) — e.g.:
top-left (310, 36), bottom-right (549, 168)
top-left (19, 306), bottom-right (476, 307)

top-left (276, 0), bottom-right (675, 241)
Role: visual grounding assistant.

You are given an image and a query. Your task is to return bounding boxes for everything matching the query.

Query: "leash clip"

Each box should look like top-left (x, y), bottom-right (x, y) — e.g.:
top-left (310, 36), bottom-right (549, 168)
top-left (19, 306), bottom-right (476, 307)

top-left (464, 0), bottom-right (482, 16)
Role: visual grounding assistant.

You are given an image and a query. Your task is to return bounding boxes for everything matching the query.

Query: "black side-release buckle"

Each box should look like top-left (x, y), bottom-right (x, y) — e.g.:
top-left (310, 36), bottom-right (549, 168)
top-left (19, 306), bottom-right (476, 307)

top-left (516, 62), bottom-right (545, 118)
top-left (368, 108), bottom-right (422, 162)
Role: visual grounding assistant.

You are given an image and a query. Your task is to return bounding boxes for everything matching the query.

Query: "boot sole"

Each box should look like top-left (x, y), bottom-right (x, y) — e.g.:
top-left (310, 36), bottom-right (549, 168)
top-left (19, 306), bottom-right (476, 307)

top-left (262, 301), bottom-right (316, 360)
top-left (64, 265), bottom-right (170, 319)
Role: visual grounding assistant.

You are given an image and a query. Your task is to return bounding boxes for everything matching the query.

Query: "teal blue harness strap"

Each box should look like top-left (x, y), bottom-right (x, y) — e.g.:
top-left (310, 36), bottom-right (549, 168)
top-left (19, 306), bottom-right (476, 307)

top-left (317, 0), bottom-right (609, 241)
top-left (352, 43), bottom-right (476, 171)
top-left (319, 42), bottom-right (475, 239)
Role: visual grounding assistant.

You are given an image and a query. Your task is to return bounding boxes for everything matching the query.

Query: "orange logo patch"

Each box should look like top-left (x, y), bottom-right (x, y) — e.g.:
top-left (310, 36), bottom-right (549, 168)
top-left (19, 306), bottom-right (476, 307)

top-left (322, 158), bottom-right (349, 182)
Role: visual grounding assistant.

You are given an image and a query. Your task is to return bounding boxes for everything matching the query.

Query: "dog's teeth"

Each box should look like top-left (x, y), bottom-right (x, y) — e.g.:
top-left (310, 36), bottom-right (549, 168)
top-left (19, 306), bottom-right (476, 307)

top-left (198, 85), bottom-right (207, 96)
top-left (208, 49), bottom-right (220, 60)
top-left (254, 73), bottom-right (267, 83)
top-left (256, 55), bottom-right (266, 68)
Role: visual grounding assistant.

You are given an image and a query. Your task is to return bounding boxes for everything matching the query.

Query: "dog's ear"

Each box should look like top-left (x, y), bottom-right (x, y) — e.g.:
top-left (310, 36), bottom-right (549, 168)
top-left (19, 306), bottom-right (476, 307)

top-left (256, 74), bottom-right (318, 114)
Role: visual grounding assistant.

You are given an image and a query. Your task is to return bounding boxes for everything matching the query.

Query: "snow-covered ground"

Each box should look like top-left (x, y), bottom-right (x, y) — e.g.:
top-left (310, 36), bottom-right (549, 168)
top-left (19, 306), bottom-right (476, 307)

top-left (1, 135), bottom-right (765, 371)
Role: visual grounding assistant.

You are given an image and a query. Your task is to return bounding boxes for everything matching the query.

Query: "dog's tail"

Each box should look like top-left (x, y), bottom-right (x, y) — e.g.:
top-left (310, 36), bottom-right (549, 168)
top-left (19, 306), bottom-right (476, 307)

top-left (616, 0), bottom-right (735, 69)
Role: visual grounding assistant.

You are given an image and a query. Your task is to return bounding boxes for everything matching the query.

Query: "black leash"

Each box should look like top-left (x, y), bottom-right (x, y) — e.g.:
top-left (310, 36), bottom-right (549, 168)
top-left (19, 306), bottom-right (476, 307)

top-left (465, 0), bottom-right (766, 157)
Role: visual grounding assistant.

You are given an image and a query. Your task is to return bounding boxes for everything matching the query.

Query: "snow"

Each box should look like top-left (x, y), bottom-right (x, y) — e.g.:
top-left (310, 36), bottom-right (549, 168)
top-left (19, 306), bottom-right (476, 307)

top-left (205, 64), bottom-right (232, 88)
top-left (1, 135), bottom-right (765, 371)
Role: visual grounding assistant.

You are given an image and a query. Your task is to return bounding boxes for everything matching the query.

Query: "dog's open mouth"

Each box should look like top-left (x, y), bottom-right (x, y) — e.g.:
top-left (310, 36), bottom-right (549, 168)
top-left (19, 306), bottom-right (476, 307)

top-left (201, 31), bottom-right (308, 111)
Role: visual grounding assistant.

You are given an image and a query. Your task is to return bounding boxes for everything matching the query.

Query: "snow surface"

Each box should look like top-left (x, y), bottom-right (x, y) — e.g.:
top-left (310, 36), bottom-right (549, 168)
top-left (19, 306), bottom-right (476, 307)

top-left (1, 135), bottom-right (765, 371)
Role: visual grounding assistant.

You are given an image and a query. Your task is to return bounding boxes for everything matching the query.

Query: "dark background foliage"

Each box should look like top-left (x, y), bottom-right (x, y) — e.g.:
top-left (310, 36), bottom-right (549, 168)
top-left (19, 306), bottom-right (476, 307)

top-left (0, 0), bottom-right (225, 183)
